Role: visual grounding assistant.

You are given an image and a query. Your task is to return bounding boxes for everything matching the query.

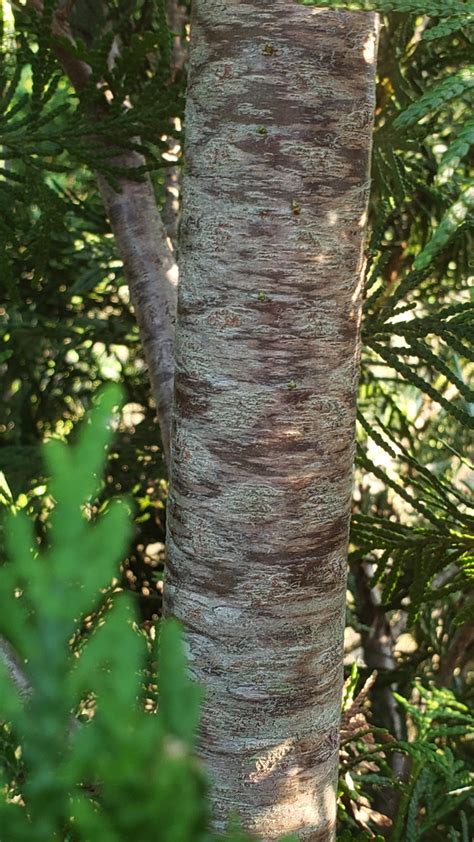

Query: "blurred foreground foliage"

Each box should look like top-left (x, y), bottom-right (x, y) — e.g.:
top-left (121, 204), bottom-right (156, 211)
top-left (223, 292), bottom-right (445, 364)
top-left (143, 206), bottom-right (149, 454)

top-left (0, 387), bottom-right (256, 841)
top-left (0, 0), bottom-right (473, 839)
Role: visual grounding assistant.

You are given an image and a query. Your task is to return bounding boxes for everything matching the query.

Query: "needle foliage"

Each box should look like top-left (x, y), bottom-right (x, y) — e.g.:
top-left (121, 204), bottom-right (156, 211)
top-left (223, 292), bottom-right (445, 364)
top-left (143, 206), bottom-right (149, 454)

top-left (0, 0), bottom-right (473, 838)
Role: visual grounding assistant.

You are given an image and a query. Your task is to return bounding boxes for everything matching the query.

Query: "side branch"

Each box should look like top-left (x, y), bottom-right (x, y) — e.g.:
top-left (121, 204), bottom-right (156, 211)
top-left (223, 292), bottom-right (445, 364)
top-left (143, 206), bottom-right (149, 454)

top-left (28, 0), bottom-right (177, 466)
top-left (97, 163), bottom-right (177, 464)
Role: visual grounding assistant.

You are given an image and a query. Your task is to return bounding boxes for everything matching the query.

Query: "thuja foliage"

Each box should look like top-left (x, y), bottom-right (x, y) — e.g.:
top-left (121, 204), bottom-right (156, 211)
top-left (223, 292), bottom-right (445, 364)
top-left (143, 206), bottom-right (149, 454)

top-left (0, 0), bottom-right (182, 184)
top-left (339, 670), bottom-right (474, 841)
top-left (357, 2), bottom-right (473, 620)
top-left (0, 0), bottom-right (176, 602)
top-left (0, 386), bottom-right (258, 841)
top-left (303, 1), bottom-right (474, 837)
top-left (1, 0), bottom-right (473, 839)
top-left (300, 0), bottom-right (474, 623)
top-left (301, 0), bottom-right (474, 19)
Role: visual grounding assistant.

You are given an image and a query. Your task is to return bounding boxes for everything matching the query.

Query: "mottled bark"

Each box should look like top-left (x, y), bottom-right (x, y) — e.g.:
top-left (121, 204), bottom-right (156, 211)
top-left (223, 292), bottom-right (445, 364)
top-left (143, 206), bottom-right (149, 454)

top-left (165, 3), bottom-right (378, 839)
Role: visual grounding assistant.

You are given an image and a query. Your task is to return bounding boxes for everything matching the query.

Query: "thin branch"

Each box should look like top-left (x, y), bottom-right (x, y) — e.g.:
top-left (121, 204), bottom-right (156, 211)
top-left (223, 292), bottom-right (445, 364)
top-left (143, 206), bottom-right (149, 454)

top-left (97, 162), bottom-right (177, 464)
top-left (27, 0), bottom-right (177, 466)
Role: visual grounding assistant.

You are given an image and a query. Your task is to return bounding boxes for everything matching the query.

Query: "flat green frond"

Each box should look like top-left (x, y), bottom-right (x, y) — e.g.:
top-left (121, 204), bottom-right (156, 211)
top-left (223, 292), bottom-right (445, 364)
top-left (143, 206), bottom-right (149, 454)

top-left (414, 186), bottom-right (474, 269)
top-left (423, 15), bottom-right (474, 42)
top-left (394, 67), bottom-right (474, 131)
top-left (299, 0), bottom-right (474, 14)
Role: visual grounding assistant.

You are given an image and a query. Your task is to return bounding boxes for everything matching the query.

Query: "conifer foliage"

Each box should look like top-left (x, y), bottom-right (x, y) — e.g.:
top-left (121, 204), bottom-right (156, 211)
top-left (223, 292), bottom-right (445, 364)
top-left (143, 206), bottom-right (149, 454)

top-left (0, 387), bottom-right (210, 841)
top-left (308, 1), bottom-right (474, 837)
top-left (0, 0), bottom-right (473, 839)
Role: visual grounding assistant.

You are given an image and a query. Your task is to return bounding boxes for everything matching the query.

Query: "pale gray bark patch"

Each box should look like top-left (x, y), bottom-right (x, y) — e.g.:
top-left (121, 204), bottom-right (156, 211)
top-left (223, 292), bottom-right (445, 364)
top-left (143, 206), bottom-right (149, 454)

top-left (97, 156), bottom-right (178, 466)
top-left (0, 635), bottom-right (31, 699)
top-left (165, 3), bottom-right (378, 839)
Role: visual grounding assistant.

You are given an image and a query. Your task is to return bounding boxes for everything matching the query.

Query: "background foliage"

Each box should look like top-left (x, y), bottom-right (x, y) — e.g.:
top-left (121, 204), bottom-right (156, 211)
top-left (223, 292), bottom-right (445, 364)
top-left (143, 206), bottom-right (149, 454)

top-left (0, 0), bottom-right (183, 615)
top-left (0, 0), bottom-right (473, 839)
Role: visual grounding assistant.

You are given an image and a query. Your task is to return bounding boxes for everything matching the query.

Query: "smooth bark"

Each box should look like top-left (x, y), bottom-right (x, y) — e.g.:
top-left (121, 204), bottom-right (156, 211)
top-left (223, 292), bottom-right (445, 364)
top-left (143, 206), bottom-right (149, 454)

top-left (165, 3), bottom-right (378, 839)
top-left (97, 163), bottom-right (177, 465)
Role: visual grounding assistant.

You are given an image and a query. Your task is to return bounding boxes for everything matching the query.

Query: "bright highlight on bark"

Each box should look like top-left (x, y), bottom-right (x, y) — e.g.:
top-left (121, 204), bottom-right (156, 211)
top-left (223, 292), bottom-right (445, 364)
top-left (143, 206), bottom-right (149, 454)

top-left (165, 3), bottom-right (378, 839)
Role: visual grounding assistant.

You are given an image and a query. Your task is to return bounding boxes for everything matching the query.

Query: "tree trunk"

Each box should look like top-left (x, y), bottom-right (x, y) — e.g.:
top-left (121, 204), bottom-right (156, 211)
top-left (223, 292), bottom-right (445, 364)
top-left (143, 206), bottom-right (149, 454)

top-left (165, 3), bottom-right (378, 839)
